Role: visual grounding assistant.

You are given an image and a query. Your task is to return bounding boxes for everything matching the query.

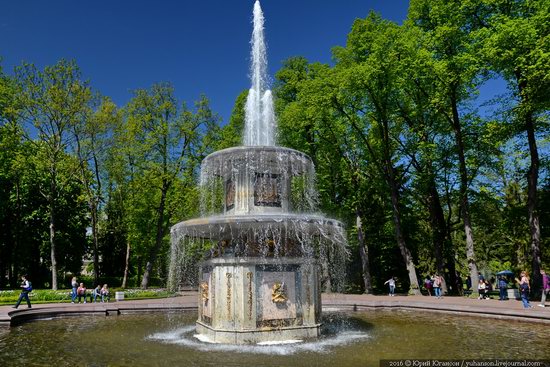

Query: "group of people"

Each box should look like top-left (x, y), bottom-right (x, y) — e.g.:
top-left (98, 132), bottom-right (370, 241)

top-left (11, 269), bottom-right (549, 310)
top-left (423, 274), bottom-right (444, 299)
top-left (477, 270), bottom-right (550, 308)
top-left (477, 276), bottom-right (494, 300)
top-left (11, 275), bottom-right (111, 309)
top-left (432, 269), bottom-right (550, 309)
top-left (71, 277), bottom-right (110, 304)
top-left (513, 269), bottom-right (550, 309)
top-left (385, 274), bottom-right (446, 298)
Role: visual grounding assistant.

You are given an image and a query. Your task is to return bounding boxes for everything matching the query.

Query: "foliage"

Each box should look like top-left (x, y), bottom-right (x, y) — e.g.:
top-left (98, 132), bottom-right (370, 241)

top-left (1, 1), bottom-right (548, 294)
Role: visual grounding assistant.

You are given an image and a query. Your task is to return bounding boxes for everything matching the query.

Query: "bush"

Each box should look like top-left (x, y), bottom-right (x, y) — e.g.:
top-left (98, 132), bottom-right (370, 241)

top-left (0, 289), bottom-right (73, 304)
top-left (0, 288), bottom-right (176, 305)
top-left (76, 276), bottom-right (165, 289)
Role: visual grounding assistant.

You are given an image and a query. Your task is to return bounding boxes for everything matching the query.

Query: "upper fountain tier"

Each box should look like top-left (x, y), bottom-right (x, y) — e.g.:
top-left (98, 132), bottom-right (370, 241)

top-left (199, 146), bottom-right (318, 216)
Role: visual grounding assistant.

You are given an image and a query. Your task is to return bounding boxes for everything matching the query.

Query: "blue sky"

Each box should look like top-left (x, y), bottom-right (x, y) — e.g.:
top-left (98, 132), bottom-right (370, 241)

top-left (1, 1), bottom-right (409, 124)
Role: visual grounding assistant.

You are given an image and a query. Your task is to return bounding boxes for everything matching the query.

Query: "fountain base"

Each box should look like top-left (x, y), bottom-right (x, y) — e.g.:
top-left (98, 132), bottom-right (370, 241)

top-left (196, 257), bottom-right (321, 344)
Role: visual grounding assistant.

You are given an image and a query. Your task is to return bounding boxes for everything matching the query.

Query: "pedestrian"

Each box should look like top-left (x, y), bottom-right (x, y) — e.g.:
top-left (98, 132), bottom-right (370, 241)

top-left (424, 276), bottom-right (433, 296)
top-left (433, 274), bottom-right (443, 299)
top-left (466, 275), bottom-right (472, 291)
top-left (478, 272), bottom-right (485, 282)
top-left (71, 276), bottom-right (78, 304)
top-left (12, 275), bottom-right (32, 309)
top-left (498, 276), bottom-right (508, 301)
top-left (477, 279), bottom-right (487, 299)
top-left (515, 271), bottom-right (532, 309)
top-left (539, 269), bottom-right (550, 308)
top-left (384, 277), bottom-right (396, 296)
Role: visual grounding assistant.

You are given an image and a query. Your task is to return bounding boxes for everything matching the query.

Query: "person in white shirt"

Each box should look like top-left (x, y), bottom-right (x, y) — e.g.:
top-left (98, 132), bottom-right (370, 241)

top-left (12, 275), bottom-right (32, 309)
top-left (384, 277), bottom-right (396, 296)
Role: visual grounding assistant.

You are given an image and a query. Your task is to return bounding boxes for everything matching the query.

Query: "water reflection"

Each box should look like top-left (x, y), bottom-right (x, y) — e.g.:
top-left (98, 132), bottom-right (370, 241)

top-left (0, 310), bottom-right (547, 366)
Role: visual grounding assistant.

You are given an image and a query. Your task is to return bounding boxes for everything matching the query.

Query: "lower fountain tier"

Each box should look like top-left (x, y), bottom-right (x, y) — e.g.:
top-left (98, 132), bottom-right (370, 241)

top-left (196, 257), bottom-right (321, 344)
top-left (171, 213), bottom-right (345, 241)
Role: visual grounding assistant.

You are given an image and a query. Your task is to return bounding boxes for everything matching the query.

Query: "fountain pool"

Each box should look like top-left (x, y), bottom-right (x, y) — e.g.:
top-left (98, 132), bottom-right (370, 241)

top-left (1, 310), bottom-right (548, 366)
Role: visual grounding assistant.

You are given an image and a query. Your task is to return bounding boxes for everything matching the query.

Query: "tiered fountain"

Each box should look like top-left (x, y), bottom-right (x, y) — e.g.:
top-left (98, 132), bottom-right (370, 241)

top-left (169, 0), bottom-right (347, 344)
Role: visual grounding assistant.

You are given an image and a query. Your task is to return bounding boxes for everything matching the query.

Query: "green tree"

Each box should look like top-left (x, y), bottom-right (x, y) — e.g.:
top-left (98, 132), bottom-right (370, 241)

top-left (275, 56), bottom-right (381, 293)
top-left (332, 14), bottom-right (421, 293)
top-left (476, 0), bottom-right (550, 287)
top-left (408, 0), bottom-right (487, 295)
top-left (216, 90), bottom-right (247, 150)
top-left (123, 84), bottom-right (220, 289)
top-left (71, 96), bottom-right (118, 284)
top-left (15, 59), bottom-right (92, 289)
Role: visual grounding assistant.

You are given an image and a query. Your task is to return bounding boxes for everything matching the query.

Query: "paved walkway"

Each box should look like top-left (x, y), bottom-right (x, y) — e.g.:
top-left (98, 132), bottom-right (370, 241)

top-left (1, 292), bottom-right (548, 327)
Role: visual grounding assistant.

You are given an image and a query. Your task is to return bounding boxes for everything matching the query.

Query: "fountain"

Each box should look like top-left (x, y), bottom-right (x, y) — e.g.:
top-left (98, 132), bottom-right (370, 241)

top-left (168, 0), bottom-right (347, 344)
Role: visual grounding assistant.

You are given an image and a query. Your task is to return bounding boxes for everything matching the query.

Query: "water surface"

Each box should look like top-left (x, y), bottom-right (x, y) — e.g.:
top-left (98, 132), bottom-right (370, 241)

top-left (0, 310), bottom-right (547, 366)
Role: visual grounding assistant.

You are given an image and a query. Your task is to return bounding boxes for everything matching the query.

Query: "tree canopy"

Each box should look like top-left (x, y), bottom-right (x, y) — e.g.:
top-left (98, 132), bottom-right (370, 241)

top-left (0, 0), bottom-right (547, 293)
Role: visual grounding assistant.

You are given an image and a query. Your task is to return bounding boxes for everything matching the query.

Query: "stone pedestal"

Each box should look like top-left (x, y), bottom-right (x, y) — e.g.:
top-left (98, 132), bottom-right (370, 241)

top-left (195, 257), bottom-right (321, 344)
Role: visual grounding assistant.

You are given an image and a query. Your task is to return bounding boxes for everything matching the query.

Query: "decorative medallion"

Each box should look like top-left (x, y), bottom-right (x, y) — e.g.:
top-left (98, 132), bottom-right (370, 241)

top-left (271, 281), bottom-right (288, 303)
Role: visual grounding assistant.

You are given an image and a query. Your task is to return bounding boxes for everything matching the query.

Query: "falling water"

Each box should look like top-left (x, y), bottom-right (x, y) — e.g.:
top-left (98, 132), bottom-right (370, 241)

top-left (244, 0), bottom-right (276, 146)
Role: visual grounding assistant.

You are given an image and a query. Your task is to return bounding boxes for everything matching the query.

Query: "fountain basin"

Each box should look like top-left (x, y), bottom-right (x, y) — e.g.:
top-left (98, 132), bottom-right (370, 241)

top-left (3, 310), bottom-right (549, 365)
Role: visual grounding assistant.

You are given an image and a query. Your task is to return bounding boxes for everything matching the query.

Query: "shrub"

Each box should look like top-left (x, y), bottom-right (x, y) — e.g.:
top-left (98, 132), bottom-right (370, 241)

top-left (0, 288), bottom-right (176, 305)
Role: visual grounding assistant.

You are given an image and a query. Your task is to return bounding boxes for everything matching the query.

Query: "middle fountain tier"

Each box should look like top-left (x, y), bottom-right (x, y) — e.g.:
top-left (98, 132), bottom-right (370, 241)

top-left (170, 146), bottom-right (347, 344)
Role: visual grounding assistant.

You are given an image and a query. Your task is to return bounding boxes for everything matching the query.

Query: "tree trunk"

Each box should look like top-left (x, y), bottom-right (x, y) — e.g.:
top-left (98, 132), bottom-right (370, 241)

top-left (387, 163), bottom-right (420, 294)
top-left (428, 178), bottom-right (446, 273)
top-left (90, 202), bottom-right (100, 285)
top-left (427, 176), bottom-right (455, 294)
top-left (13, 179), bottom-right (22, 287)
top-left (49, 195), bottom-right (58, 290)
top-left (91, 151), bottom-right (103, 286)
top-left (356, 211), bottom-right (373, 294)
top-left (122, 240), bottom-right (131, 289)
top-left (450, 91), bottom-right (479, 296)
top-left (525, 108), bottom-right (541, 289)
top-left (141, 183), bottom-right (169, 289)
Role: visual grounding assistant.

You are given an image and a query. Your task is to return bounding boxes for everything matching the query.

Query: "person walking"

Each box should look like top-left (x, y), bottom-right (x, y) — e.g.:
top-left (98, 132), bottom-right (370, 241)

top-left (71, 277), bottom-right (78, 304)
top-left (433, 274), bottom-right (443, 299)
top-left (424, 276), bottom-right (433, 296)
top-left (12, 275), bottom-right (32, 309)
top-left (477, 279), bottom-right (487, 299)
top-left (384, 277), bottom-right (396, 296)
top-left (516, 271), bottom-right (532, 309)
top-left (539, 269), bottom-right (550, 307)
top-left (498, 276), bottom-right (508, 301)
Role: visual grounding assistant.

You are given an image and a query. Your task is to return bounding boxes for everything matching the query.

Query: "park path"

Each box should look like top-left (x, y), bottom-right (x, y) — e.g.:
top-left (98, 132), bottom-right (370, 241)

top-left (1, 292), bottom-right (549, 327)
